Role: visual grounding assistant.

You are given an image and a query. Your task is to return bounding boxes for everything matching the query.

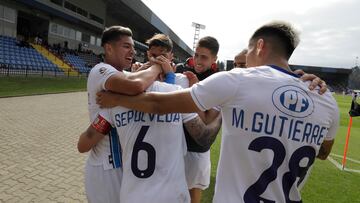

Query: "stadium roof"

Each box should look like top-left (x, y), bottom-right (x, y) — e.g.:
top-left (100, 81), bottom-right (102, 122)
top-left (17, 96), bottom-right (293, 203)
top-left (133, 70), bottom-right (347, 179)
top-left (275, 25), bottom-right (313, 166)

top-left (290, 64), bottom-right (352, 74)
top-left (105, 0), bottom-right (193, 56)
top-left (14, 0), bottom-right (193, 58)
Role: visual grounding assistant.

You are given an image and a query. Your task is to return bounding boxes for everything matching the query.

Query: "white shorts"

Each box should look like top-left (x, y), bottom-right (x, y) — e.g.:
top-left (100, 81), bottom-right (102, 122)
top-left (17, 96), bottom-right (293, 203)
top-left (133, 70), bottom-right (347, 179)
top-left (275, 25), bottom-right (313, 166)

top-left (85, 162), bottom-right (122, 203)
top-left (184, 150), bottom-right (211, 190)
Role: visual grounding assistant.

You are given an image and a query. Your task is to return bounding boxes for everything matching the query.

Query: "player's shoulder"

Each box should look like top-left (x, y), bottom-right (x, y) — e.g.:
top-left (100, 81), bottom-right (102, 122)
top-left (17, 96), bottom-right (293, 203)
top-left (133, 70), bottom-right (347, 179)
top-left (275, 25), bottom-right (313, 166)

top-left (209, 69), bottom-right (249, 81)
top-left (147, 81), bottom-right (182, 93)
top-left (320, 90), bottom-right (339, 107)
top-left (89, 62), bottom-right (116, 75)
top-left (174, 73), bottom-right (189, 88)
top-left (231, 65), bottom-right (270, 74)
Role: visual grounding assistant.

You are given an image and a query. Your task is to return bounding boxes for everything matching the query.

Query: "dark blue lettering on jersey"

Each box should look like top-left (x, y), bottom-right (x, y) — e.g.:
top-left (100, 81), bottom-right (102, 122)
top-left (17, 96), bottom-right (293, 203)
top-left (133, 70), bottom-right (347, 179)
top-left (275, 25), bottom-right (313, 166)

top-left (115, 110), bottom-right (181, 127)
top-left (231, 108), bottom-right (328, 146)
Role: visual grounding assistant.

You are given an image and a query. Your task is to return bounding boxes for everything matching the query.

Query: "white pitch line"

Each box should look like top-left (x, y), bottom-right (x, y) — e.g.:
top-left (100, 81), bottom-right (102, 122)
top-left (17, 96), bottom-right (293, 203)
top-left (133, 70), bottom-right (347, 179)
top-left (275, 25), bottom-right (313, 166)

top-left (327, 156), bottom-right (360, 173)
top-left (327, 156), bottom-right (343, 170)
top-left (343, 168), bottom-right (360, 173)
top-left (330, 153), bottom-right (360, 164)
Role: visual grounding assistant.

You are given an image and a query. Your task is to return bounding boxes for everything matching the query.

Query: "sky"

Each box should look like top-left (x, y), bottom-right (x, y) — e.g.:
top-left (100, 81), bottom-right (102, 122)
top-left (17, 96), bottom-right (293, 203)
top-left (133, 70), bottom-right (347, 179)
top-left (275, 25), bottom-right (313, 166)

top-left (141, 0), bottom-right (360, 69)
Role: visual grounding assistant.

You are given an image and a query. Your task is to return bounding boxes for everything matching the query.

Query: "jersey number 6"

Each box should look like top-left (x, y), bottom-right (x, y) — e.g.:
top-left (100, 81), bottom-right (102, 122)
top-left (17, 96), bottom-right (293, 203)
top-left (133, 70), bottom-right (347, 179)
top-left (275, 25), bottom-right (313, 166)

top-left (131, 126), bottom-right (156, 178)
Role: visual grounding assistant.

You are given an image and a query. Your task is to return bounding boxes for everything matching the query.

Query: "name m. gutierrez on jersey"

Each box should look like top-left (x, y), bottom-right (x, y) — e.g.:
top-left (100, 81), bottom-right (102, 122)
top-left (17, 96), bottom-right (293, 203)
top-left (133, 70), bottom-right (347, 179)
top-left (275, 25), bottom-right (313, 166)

top-left (114, 110), bottom-right (181, 127)
top-left (231, 85), bottom-right (329, 146)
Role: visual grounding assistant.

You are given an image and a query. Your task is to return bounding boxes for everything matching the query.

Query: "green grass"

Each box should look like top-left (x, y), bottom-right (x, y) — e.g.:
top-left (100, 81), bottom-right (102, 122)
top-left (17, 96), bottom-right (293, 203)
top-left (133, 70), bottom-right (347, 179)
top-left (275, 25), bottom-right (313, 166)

top-left (203, 94), bottom-right (360, 203)
top-left (0, 76), bottom-right (87, 97)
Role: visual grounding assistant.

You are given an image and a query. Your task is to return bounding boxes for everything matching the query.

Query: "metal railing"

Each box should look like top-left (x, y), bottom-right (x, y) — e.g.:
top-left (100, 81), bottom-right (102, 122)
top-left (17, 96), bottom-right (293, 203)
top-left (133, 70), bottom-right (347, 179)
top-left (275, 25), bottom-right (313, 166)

top-left (0, 64), bottom-right (89, 78)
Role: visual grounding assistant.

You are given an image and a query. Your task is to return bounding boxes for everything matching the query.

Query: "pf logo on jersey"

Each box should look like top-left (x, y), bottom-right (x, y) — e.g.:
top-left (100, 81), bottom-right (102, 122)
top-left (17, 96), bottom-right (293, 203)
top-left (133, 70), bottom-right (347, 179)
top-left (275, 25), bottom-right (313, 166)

top-left (272, 85), bottom-right (314, 118)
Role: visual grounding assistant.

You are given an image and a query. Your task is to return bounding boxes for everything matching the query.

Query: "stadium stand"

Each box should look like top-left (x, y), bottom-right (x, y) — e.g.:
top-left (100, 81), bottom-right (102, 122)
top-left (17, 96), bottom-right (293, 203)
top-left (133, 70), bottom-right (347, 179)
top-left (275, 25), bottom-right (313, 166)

top-left (0, 35), bottom-right (60, 72)
top-left (290, 64), bottom-right (352, 93)
top-left (77, 52), bottom-right (101, 68)
top-left (0, 0), bottom-right (194, 77)
top-left (64, 53), bottom-right (91, 73)
top-left (349, 66), bottom-right (360, 90)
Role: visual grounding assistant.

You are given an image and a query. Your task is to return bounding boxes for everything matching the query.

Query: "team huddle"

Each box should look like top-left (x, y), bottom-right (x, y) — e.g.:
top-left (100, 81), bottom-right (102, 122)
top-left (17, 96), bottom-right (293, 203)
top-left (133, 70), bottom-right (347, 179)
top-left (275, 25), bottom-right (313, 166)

top-left (77, 21), bottom-right (339, 203)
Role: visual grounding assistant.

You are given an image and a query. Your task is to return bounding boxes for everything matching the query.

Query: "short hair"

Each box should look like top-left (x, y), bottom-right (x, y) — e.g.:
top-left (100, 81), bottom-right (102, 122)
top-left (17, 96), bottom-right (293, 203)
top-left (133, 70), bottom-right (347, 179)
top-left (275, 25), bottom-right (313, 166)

top-left (146, 33), bottom-right (173, 52)
top-left (236, 49), bottom-right (248, 58)
top-left (197, 36), bottom-right (219, 56)
top-left (250, 21), bottom-right (300, 60)
top-left (101, 26), bottom-right (132, 46)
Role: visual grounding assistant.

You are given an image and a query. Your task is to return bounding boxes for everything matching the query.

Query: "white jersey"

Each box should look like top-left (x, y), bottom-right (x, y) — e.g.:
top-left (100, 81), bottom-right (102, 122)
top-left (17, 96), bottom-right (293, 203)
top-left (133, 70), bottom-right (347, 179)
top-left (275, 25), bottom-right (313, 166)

top-left (87, 62), bottom-right (122, 169)
top-left (190, 65), bottom-right (339, 203)
top-left (175, 73), bottom-right (190, 88)
top-left (100, 81), bottom-right (197, 203)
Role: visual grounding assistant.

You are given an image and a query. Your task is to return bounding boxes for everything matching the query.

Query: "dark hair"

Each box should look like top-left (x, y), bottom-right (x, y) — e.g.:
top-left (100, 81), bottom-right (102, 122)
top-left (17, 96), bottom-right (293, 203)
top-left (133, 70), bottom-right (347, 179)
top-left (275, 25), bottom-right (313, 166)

top-left (250, 21), bottom-right (299, 60)
top-left (146, 33), bottom-right (173, 52)
top-left (101, 26), bottom-right (132, 46)
top-left (197, 36), bottom-right (219, 56)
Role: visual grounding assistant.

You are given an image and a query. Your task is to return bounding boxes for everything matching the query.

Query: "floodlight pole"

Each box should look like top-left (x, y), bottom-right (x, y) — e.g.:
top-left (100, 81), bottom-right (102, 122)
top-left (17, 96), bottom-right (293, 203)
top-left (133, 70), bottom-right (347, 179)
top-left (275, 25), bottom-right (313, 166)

top-left (192, 22), bottom-right (206, 51)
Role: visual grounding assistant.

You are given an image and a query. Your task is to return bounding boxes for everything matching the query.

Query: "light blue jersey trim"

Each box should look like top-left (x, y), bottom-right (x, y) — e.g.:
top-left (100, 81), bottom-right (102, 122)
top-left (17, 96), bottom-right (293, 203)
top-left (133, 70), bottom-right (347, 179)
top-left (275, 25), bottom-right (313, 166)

top-left (109, 127), bottom-right (122, 168)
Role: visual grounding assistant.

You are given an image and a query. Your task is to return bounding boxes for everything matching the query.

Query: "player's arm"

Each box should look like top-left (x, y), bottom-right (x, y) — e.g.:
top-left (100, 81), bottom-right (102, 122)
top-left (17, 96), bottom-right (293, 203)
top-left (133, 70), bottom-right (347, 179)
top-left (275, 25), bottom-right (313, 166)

top-left (183, 114), bottom-right (222, 147)
top-left (317, 103), bottom-right (339, 160)
top-left (77, 126), bottom-right (106, 153)
top-left (197, 109), bottom-right (220, 124)
top-left (77, 115), bottom-right (111, 153)
top-left (105, 64), bottom-right (162, 95)
top-left (97, 71), bottom-right (236, 114)
top-left (96, 89), bottom-right (200, 114)
top-left (317, 139), bottom-right (334, 160)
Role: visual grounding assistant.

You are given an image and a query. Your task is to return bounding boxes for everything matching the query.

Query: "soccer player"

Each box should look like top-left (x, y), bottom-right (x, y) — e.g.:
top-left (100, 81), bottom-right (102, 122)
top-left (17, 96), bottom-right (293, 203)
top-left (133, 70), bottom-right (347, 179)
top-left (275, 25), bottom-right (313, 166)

top-left (77, 26), bottom-right (170, 203)
top-left (234, 49), bottom-right (248, 68)
top-left (125, 33), bottom-right (218, 201)
top-left (175, 36), bottom-right (327, 203)
top-left (81, 81), bottom-right (221, 202)
top-left (96, 21), bottom-right (339, 202)
top-left (132, 33), bottom-right (175, 73)
top-left (175, 36), bottom-right (221, 203)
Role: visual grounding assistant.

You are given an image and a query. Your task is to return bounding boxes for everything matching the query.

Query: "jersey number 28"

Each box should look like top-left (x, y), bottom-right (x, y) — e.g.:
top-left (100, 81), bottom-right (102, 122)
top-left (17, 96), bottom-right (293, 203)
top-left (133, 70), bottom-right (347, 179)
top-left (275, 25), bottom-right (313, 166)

top-left (244, 136), bottom-right (316, 203)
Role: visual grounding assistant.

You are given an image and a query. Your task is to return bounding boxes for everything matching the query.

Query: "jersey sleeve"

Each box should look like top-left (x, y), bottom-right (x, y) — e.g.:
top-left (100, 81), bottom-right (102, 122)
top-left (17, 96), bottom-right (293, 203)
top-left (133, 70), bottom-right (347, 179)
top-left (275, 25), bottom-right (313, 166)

top-left (99, 109), bottom-right (113, 126)
top-left (97, 65), bottom-right (119, 91)
top-left (190, 71), bottom-right (238, 111)
top-left (324, 104), bottom-right (339, 141)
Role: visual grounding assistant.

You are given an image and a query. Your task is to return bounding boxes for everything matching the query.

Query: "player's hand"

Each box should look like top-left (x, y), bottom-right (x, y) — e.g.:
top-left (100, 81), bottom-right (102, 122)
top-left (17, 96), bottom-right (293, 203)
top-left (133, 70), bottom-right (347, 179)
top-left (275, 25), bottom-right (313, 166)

top-left (131, 62), bottom-right (142, 72)
top-left (294, 69), bottom-right (327, 95)
top-left (96, 91), bottom-right (120, 108)
top-left (136, 62), bottom-right (152, 72)
top-left (183, 71), bottom-right (199, 87)
top-left (150, 56), bottom-right (173, 74)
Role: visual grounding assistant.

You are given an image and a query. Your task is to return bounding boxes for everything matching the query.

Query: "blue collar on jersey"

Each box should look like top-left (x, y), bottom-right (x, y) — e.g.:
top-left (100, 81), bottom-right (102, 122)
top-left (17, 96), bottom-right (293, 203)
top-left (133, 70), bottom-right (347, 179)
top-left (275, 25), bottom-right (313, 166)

top-left (268, 65), bottom-right (300, 78)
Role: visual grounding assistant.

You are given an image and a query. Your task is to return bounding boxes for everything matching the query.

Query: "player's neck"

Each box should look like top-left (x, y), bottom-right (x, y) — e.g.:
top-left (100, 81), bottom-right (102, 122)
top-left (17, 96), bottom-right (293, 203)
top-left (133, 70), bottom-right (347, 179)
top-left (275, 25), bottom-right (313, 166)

top-left (264, 58), bottom-right (292, 73)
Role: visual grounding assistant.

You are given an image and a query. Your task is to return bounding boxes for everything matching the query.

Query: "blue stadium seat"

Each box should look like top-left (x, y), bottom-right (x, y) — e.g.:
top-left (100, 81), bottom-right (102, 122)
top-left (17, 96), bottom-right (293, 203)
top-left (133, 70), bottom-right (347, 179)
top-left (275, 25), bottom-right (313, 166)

top-left (0, 35), bottom-right (61, 72)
